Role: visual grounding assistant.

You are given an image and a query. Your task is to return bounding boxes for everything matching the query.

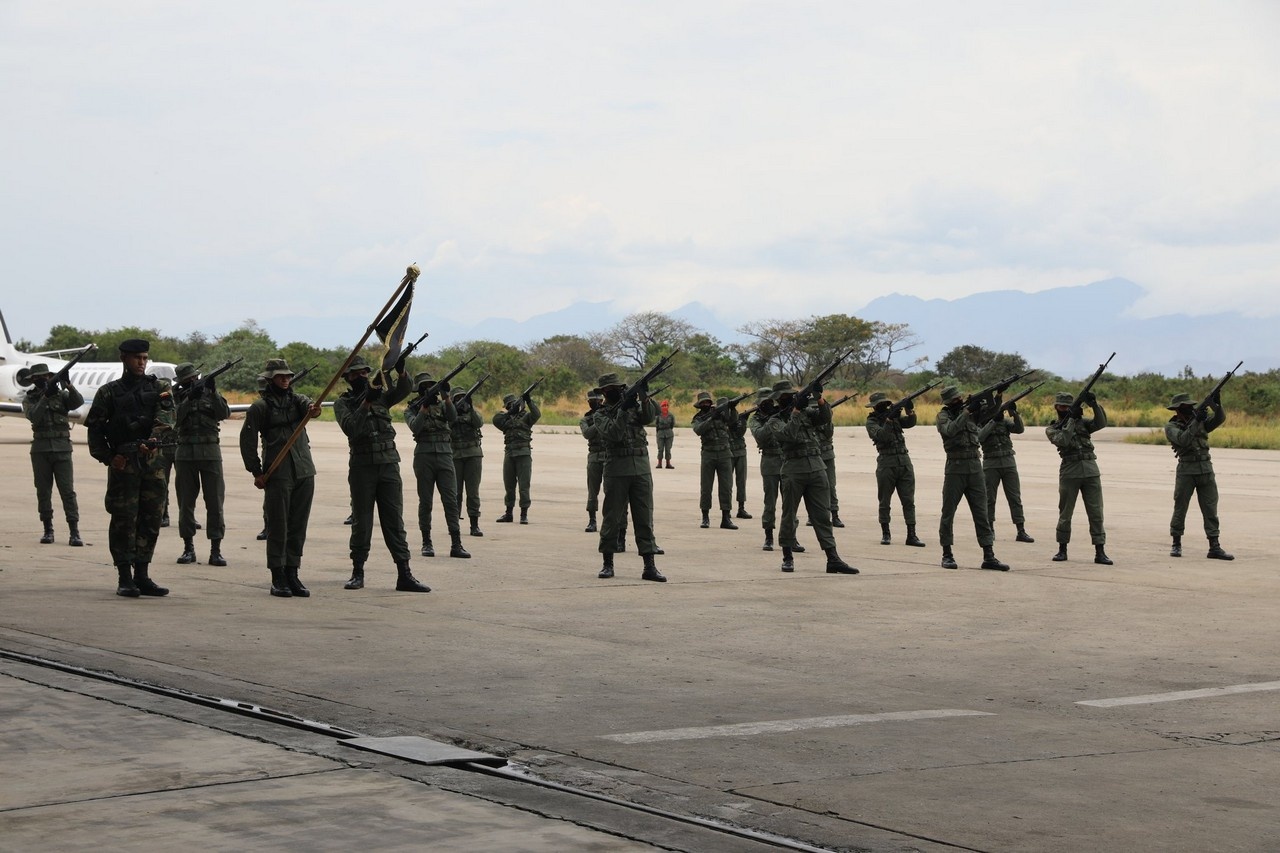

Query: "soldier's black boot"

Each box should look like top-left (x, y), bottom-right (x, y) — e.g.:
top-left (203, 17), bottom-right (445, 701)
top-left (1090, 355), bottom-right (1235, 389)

top-left (269, 567), bottom-right (293, 598)
top-left (1052, 543), bottom-right (1068, 562)
top-left (208, 540), bottom-right (227, 567)
top-left (285, 567), bottom-right (310, 597)
top-left (469, 516), bottom-right (484, 537)
top-left (1016, 525), bottom-right (1035, 543)
top-left (905, 526), bottom-right (925, 547)
top-left (831, 513), bottom-right (845, 528)
top-left (133, 564), bottom-right (169, 597)
top-left (762, 528), bottom-right (775, 551)
top-left (256, 527), bottom-right (268, 541)
top-left (941, 547), bottom-right (958, 570)
top-left (616, 527), bottom-right (627, 553)
top-left (449, 532), bottom-right (471, 559)
top-left (40, 519), bottom-right (54, 544)
top-left (395, 560), bottom-right (431, 592)
top-left (780, 547), bottom-right (795, 573)
top-left (880, 523), bottom-right (891, 545)
top-left (585, 512), bottom-right (597, 533)
top-left (176, 537), bottom-right (197, 564)
top-left (824, 549), bottom-right (859, 574)
top-left (344, 514), bottom-right (353, 525)
top-left (656, 460), bottom-right (663, 469)
top-left (665, 461), bottom-right (674, 469)
top-left (700, 511), bottom-right (710, 529)
top-left (1094, 544), bottom-right (1113, 565)
top-left (720, 511), bottom-right (738, 530)
top-left (519, 508), bottom-right (529, 525)
top-left (598, 552), bottom-right (614, 579)
top-left (641, 553), bottom-right (667, 582)
top-left (496, 508), bottom-right (514, 523)
top-left (344, 560), bottom-right (365, 590)
top-left (68, 522), bottom-right (83, 547)
top-left (1206, 538), bottom-right (1234, 561)
top-left (116, 564), bottom-right (140, 598)
top-left (160, 511), bottom-right (170, 528)
top-left (736, 502), bottom-right (752, 520)
top-left (980, 545), bottom-right (1010, 571)
top-left (421, 535), bottom-right (435, 557)
top-left (791, 542), bottom-right (806, 553)
top-left (1170, 535), bottom-right (1182, 558)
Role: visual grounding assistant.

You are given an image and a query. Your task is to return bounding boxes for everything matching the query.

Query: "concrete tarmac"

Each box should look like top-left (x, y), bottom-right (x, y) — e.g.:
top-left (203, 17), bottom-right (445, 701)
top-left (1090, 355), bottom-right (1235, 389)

top-left (2, 417), bottom-right (1279, 851)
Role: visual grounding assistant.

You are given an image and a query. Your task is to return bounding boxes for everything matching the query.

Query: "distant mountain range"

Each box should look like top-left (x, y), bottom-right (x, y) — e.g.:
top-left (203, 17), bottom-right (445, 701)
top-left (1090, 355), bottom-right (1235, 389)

top-left (239, 278), bottom-right (1271, 379)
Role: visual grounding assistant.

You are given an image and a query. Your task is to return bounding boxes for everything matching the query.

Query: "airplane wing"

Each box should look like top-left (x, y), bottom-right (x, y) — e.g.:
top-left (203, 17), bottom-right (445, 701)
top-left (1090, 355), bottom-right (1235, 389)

top-left (0, 401), bottom-right (23, 415)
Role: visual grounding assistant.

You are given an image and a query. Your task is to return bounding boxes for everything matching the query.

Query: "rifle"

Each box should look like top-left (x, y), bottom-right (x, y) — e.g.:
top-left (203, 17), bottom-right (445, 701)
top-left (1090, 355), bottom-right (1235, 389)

top-left (646, 382), bottom-right (670, 400)
top-left (405, 355), bottom-right (478, 410)
top-left (1192, 360), bottom-right (1243, 419)
top-left (794, 347), bottom-right (857, 405)
top-left (1070, 352), bottom-right (1116, 415)
top-left (972, 368), bottom-right (1037, 404)
top-left (888, 381), bottom-right (942, 416)
top-left (708, 391), bottom-right (751, 418)
top-left (19, 344), bottom-right (98, 389)
top-left (610, 350), bottom-right (680, 412)
top-left (828, 393), bottom-right (856, 409)
top-left (291, 363), bottom-right (320, 385)
top-left (520, 376), bottom-right (544, 401)
top-left (393, 332), bottom-right (430, 372)
top-left (978, 381), bottom-right (1045, 425)
top-left (186, 356), bottom-right (244, 395)
top-left (458, 373), bottom-right (490, 404)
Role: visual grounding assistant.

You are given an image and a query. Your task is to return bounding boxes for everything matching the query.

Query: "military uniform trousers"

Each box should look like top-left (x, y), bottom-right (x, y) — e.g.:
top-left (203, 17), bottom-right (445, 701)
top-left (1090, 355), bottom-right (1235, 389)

top-left (105, 465), bottom-right (167, 567)
top-left (586, 452), bottom-right (604, 513)
top-left (656, 433), bottom-right (673, 463)
top-left (175, 457), bottom-right (225, 540)
top-left (1056, 474), bottom-right (1105, 546)
top-left (454, 456), bottom-right (483, 520)
top-left (758, 453), bottom-right (782, 530)
top-left (1171, 470), bottom-right (1219, 539)
top-left (733, 452), bottom-right (749, 504)
top-left (939, 466), bottom-right (994, 548)
top-left (823, 456), bottom-right (839, 515)
top-left (599, 468), bottom-right (657, 555)
top-left (699, 452), bottom-right (734, 513)
top-left (31, 450), bottom-right (78, 523)
top-left (264, 462), bottom-right (315, 570)
top-left (348, 458), bottom-right (411, 562)
top-left (876, 458), bottom-right (917, 527)
top-left (413, 450), bottom-right (461, 538)
top-left (502, 454), bottom-right (533, 510)
top-left (779, 467), bottom-right (836, 551)
top-left (983, 459), bottom-right (1025, 526)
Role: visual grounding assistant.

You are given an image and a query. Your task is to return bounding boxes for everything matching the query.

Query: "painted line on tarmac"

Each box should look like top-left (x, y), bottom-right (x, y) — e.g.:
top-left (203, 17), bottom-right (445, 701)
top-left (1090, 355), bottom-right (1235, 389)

top-left (602, 709), bottom-right (994, 744)
top-left (1078, 680), bottom-right (1280, 708)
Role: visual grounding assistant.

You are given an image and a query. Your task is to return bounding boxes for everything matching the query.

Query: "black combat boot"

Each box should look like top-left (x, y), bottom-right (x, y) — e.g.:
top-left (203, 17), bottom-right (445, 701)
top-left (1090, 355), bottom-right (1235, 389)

top-left (1206, 538), bottom-right (1234, 560)
top-left (449, 532), bottom-right (471, 559)
top-left (616, 527), bottom-right (627, 553)
top-left (285, 567), bottom-right (310, 597)
top-left (133, 564), bottom-right (169, 597)
top-left (1170, 536), bottom-right (1182, 558)
top-left (781, 546), bottom-right (795, 573)
top-left (496, 508), bottom-right (514, 523)
top-left (880, 523), bottom-right (891, 545)
top-left (519, 508), bottom-right (529, 525)
top-left (344, 560), bottom-right (365, 590)
top-left (1094, 544), bottom-right (1113, 565)
top-left (940, 547), bottom-right (958, 570)
top-left (68, 522), bottom-right (83, 547)
top-left (762, 527), bottom-right (775, 551)
top-left (598, 552), bottom-right (614, 579)
top-left (831, 513), bottom-right (845, 528)
top-left (469, 516), bottom-right (484, 537)
top-left (665, 461), bottom-right (674, 469)
top-left (344, 514), bottom-right (353, 525)
top-left (421, 536), bottom-right (435, 557)
top-left (1016, 525), bottom-right (1035, 543)
top-left (905, 526), bottom-right (925, 547)
top-left (208, 540), bottom-right (227, 567)
top-left (176, 537), bottom-right (197, 564)
top-left (585, 512), bottom-right (597, 533)
top-left (40, 519), bottom-right (54, 544)
top-left (256, 527), bottom-right (268, 541)
top-left (1052, 543), bottom-right (1068, 562)
top-left (720, 511), bottom-right (738, 530)
top-left (269, 567), bottom-right (293, 598)
top-left (656, 460), bottom-right (663, 469)
top-left (980, 545), bottom-right (1010, 571)
top-left (641, 553), bottom-right (667, 582)
top-left (700, 511), bottom-right (710, 529)
top-left (825, 548), bottom-right (859, 574)
top-left (395, 560), bottom-right (431, 592)
top-left (736, 502), bottom-right (752, 520)
top-left (160, 511), bottom-right (170, 528)
top-left (791, 542), bottom-right (806, 553)
top-left (116, 564), bottom-right (140, 598)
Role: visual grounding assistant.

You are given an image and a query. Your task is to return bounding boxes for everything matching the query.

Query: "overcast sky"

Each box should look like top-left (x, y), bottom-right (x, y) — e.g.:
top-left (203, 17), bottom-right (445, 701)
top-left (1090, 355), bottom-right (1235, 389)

top-left (3, 1), bottom-right (1278, 346)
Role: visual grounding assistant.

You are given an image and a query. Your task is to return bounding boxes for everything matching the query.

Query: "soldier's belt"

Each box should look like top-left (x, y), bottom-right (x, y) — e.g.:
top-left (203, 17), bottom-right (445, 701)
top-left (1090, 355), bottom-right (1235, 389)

top-left (33, 429), bottom-right (71, 440)
top-left (784, 449), bottom-right (820, 459)
top-left (608, 447), bottom-right (647, 457)
top-left (946, 450), bottom-right (981, 460)
top-left (983, 449), bottom-right (1014, 459)
top-left (1059, 451), bottom-right (1097, 462)
top-left (876, 446), bottom-right (908, 455)
top-left (352, 440), bottom-right (397, 454)
top-left (179, 435), bottom-right (220, 445)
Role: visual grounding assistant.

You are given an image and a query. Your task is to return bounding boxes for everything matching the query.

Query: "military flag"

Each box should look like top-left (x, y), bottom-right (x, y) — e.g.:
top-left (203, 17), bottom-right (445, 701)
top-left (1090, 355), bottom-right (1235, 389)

top-left (373, 278), bottom-right (415, 378)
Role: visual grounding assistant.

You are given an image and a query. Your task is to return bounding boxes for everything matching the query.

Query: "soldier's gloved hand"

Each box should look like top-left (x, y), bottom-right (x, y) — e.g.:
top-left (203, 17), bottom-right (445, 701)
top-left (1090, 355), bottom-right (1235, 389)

top-left (794, 390), bottom-right (812, 410)
top-left (1211, 389), bottom-right (1222, 406)
top-left (1195, 406), bottom-right (1209, 422)
top-left (393, 354), bottom-right (408, 374)
top-left (903, 400), bottom-right (914, 413)
top-left (44, 382), bottom-right (59, 398)
top-left (1081, 390), bottom-right (1097, 406)
top-left (1006, 401), bottom-right (1017, 415)
top-left (455, 399), bottom-right (471, 414)
top-left (439, 380), bottom-right (451, 395)
top-left (363, 387), bottom-right (382, 407)
top-left (966, 395), bottom-right (983, 414)
top-left (1070, 404), bottom-right (1084, 419)
top-left (189, 382), bottom-right (204, 399)
top-left (621, 393), bottom-right (638, 411)
top-left (812, 382), bottom-right (823, 395)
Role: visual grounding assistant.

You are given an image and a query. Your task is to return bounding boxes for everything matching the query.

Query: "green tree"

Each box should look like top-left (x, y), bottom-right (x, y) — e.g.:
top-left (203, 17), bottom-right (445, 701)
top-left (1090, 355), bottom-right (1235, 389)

top-left (527, 335), bottom-right (608, 384)
top-left (934, 346), bottom-right (1031, 386)
top-left (209, 321), bottom-right (278, 392)
top-left (591, 312), bottom-right (696, 370)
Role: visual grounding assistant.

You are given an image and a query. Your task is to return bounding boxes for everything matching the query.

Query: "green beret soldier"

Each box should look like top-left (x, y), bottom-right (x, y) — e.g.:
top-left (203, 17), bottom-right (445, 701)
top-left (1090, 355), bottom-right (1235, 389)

top-left (450, 388), bottom-right (485, 537)
top-left (727, 398), bottom-right (753, 521)
top-left (748, 386), bottom-right (806, 552)
top-left (936, 385), bottom-right (1008, 571)
top-left (1046, 390), bottom-right (1112, 565)
top-left (21, 362), bottom-right (83, 547)
top-left (864, 390), bottom-right (924, 547)
top-left (405, 372), bottom-right (470, 560)
top-left (171, 362), bottom-right (231, 567)
top-left (691, 390), bottom-right (737, 530)
top-left (979, 388), bottom-right (1035, 545)
top-left (1164, 391), bottom-right (1233, 560)
top-left (492, 389), bottom-right (541, 524)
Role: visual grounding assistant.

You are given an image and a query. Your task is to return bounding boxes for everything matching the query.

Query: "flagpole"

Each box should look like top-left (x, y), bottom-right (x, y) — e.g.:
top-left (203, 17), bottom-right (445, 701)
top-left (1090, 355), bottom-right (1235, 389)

top-left (257, 264), bottom-right (419, 487)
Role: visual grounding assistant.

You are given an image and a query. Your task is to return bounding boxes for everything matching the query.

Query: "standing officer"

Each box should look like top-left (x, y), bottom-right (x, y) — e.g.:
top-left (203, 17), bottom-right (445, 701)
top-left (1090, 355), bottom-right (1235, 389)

top-left (691, 391), bottom-right (737, 530)
top-left (588, 373), bottom-right (666, 582)
top-left (980, 393), bottom-right (1035, 544)
top-left (493, 388), bottom-right (540, 524)
top-left (936, 386), bottom-right (1009, 571)
top-left (816, 404), bottom-right (843, 528)
top-left (85, 338), bottom-right (176, 597)
top-left (335, 356), bottom-right (427, 592)
top-left (22, 363), bottom-right (83, 547)
top-left (450, 388), bottom-right (485, 537)
top-left (1046, 390), bottom-right (1111, 565)
top-left (1165, 392), bottom-right (1233, 560)
top-left (728, 400), bottom-right (753, 520)
top-left (654, 399), bottom-right (675, 468)
top-left (405, 372), bottom-right (470, 560)
top-left (760, 381), bottom-right (856, 575)
top-left (581, 388), bottom-right (606, 532)
top-left (865, 391), bottom-right (925, 548)
top-left (748, 387), bottom-right (785, 551)
top-left (240, 358), bottom-right (322, 597)
top-left (171, 362), bottom-right (231, 567)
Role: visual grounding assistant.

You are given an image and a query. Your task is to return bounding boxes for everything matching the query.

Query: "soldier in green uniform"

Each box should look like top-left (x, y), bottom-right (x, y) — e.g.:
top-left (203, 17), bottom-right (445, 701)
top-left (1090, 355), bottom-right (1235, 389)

top-left (21, 363), bottom-right (83, 546)
top-left (334, 356), bottom-right (427, 592)
top-left (691, 391), bottom-right (737, 529)
top-left (588, 373), bottom-right (666, 582)
top-left (864, 391), bottom-right (925, 548)
top-left (748, 387), bottom-right (784, 551)
top-left (240, 358), bottom-right (322, 597)
top-left (1165, 392), bottom-right (1233, 560)
top-left (171, 362), bottom-right (231, 566)
top-left (254, 372), bottom-right (269, 542)
top-left (816, 403), bottom-right (843, 528)
top-left (85, 339), bottom-right (176, 597)
top-left (492, 389), bottom-right (540, 524)
top-left (450, 388), bottom-right (485, 537)
top-left (654, 399), bottom-right (675, 468)
top-left (405, 372), bottom-right (470, 559)
top-left (728, 400), bottom-right (753, 520)
top-left (581, 388), bottom-right (606, 532)
top-left (759, 381), bottom-right (856, 575)
top-left (980, 393), bottom-right (1035, 544)
top-left (936, 386), bottom-right (1009, 571)
top-left (1045, 390), bottom-right (1112, 565)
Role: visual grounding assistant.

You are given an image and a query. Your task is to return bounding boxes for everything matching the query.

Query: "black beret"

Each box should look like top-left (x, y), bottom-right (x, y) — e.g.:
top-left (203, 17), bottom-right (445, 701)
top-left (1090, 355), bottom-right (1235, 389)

top-left (118, 338), bottom-right (150, 354)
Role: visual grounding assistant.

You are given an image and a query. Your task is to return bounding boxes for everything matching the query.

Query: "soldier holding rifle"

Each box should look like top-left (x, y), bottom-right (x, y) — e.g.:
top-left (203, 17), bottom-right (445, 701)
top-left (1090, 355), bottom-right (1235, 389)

top-left (691, 391), bottom-right (742, 530)
top-left (450, 382), bottom-right (487, 537)
top-left (978, 381), bottom-right (1042, 546)
top-left (21, 357), bottom-right (86, 547)
top-left (493, 378), bottom-right (542, 524)
top-left (171, 360), bottom-right (234, 567)
top-left (405, 370), bottom-right (471, 560)
top-left (1046, 354), bottom-right (1114, 565)
top-left (935, 385), bottom-right (1009, 571)
top-left (864, 384), bottom-right (934, 548)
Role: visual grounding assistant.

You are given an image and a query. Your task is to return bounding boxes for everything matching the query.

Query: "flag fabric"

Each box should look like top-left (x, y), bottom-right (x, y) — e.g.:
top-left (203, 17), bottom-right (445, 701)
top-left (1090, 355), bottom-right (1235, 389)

top-left (373, 279), bottom-right (415, 376)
